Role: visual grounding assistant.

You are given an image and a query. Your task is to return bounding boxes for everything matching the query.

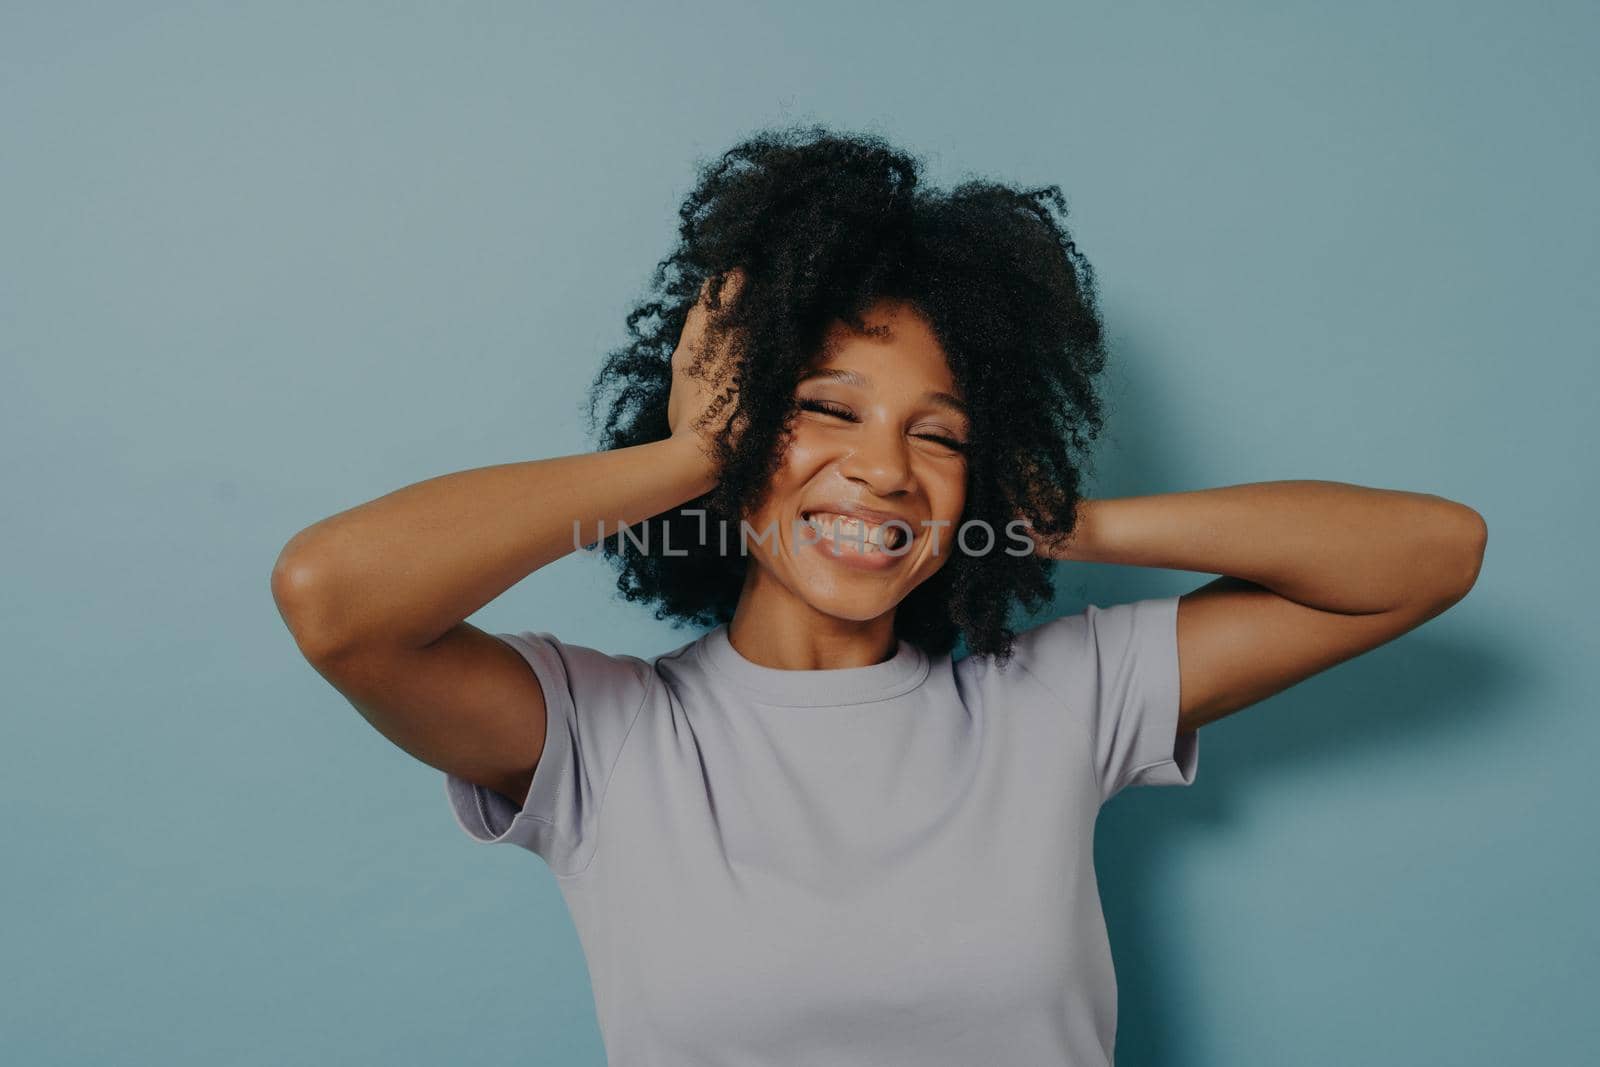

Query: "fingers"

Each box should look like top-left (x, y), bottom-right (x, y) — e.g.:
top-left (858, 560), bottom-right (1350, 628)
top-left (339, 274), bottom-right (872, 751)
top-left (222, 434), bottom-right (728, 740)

top-left (706, 266), bottom-right (746, 311)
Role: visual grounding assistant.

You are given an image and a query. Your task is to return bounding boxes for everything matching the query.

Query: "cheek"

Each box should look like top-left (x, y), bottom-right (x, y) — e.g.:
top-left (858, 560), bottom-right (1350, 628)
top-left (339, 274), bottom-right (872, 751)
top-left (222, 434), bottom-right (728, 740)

top-left (745, 436), bottom-right (815, 529)
top-left (778, 426), bottom-right (829, 469)
top-left (929, 466), bottom-right (967, 522)
top-left (768, 430), bottom-right (834, 493)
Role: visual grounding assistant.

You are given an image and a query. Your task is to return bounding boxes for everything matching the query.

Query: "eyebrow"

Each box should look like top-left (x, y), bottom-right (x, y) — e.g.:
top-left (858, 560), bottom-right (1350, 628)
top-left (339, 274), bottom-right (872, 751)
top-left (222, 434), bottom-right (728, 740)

top-left (797, 367), bottom-right (968, 417)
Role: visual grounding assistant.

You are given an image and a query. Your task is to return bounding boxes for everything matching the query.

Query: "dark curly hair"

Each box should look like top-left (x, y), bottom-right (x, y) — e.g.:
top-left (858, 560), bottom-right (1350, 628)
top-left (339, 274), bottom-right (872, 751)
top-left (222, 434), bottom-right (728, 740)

top-left (584, 124), bottom-right (1113, 662)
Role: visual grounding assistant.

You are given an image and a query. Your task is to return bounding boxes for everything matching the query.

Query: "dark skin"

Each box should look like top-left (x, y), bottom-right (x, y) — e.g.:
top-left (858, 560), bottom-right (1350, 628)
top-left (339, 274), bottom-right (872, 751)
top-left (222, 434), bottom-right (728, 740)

top-left (272, 271), bottom-right (1486, 807)
top-left (1043, 485), bottom-right (1486, 734)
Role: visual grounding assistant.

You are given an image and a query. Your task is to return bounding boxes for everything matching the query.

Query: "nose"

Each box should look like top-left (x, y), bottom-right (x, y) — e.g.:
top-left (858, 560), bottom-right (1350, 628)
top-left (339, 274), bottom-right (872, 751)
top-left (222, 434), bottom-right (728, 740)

top-left (838, 418), bottom-right (915, 497)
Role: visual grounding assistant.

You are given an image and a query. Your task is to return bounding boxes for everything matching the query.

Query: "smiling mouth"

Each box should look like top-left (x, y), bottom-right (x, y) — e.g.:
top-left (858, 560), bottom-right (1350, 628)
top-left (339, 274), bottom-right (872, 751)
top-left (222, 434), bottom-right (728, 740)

top-left (800, 511), bottom-right (911, 552)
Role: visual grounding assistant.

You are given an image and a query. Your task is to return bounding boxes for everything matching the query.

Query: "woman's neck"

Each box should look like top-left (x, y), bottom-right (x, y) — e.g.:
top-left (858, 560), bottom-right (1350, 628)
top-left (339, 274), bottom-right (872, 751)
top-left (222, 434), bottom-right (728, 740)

top-left (726, 567), bottom-right (898, 671)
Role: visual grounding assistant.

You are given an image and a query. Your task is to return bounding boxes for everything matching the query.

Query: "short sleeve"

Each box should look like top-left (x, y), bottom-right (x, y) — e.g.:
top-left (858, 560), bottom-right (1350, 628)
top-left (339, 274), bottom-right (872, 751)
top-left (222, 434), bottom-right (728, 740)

top-left (1007, 595), bottom-right (1198, 806)
top-left (444, 631), bottom-right (652, 875)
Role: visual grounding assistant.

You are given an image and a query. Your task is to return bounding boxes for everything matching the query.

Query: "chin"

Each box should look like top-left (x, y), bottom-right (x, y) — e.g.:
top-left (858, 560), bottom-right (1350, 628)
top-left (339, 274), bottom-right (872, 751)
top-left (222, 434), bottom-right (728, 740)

top-left (800, 593), bottom-right (897, 625)
top-left (788, 565), bottom-right (908, 624)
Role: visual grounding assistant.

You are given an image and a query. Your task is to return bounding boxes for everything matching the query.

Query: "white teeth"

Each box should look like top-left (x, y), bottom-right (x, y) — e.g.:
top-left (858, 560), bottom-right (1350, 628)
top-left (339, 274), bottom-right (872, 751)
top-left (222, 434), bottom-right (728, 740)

top-left (804, 512), bottom-right (903, 551)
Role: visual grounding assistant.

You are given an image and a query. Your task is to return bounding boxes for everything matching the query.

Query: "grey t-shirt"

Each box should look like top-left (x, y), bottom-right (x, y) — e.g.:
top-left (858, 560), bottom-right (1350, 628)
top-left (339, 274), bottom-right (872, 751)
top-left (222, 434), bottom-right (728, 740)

top-left (445, 595), bottom-right (1199, 1066)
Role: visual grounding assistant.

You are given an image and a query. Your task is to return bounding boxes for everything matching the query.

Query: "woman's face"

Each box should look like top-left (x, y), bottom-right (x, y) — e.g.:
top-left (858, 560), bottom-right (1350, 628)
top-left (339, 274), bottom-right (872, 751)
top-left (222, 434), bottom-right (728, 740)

top-left (741, 298), bottom-right (970, 624)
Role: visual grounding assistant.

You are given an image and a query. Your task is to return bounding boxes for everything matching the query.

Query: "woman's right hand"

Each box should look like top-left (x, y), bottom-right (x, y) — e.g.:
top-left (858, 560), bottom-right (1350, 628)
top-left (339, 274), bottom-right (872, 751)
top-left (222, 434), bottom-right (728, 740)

top-left (667, 268), bottom-right (749, 456)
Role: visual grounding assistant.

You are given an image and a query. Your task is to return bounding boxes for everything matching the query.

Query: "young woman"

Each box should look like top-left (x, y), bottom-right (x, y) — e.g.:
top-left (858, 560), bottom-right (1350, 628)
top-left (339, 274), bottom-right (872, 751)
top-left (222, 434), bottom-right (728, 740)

top-left (271, 126), bottom-right (1486, 1066)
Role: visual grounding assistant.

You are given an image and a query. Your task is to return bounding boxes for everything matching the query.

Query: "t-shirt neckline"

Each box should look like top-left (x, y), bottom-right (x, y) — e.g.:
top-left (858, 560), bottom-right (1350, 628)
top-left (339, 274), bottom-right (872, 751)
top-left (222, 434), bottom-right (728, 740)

top-left (696, 623), bottom-right (930, 706)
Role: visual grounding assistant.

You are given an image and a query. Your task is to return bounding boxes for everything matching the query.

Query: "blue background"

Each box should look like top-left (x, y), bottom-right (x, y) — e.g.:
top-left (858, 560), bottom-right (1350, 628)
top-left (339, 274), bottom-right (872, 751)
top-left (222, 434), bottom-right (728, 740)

top-left (4, 2), bottom-right (1594, 1063)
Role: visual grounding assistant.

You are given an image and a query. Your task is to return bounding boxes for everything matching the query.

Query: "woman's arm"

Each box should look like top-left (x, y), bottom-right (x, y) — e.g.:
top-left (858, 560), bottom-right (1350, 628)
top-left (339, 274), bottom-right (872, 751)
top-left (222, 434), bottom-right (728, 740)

top-left (268, 272), bottom-right (741, 807)
top-left (272, 270), bottom-right (743, 660)
top-left (1036, 481), bottom-right (1487, 731)
top-left (1042, 480), bottom-right (1486, 616)
top-left (270, 437), bottom-right (717, 808)
top-left (271, 436), bottom-right (716, 660)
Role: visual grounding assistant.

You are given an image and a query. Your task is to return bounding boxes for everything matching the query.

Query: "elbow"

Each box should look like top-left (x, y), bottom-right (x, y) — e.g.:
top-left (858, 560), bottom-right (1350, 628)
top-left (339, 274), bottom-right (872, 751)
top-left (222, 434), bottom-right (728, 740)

top-left (271, 538), bottom-right (351, 663)
top-left (1436, 504), bottom-right (1488, 605)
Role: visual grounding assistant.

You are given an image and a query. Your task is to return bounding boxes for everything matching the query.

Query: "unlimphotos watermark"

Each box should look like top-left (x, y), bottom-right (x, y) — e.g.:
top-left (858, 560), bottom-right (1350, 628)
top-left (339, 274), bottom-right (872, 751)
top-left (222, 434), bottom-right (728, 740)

top-left (572, 511), bottom-right (1040, 558)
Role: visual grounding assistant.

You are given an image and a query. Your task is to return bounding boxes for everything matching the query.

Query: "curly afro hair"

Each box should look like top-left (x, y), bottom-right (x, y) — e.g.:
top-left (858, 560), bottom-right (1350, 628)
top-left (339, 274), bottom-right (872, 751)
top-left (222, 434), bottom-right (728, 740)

top-left (585, 124), bottom-right (1114, 662)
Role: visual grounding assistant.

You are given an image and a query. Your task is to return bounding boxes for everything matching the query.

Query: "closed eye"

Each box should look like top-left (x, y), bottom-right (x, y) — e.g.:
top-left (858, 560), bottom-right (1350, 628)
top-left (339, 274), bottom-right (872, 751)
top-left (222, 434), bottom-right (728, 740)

top-left (796, 398), bottom-right (859, 422)
top-left (918, 433), bottom-right (967, 453)
top-left (797, 398), bottom-right (967, 453)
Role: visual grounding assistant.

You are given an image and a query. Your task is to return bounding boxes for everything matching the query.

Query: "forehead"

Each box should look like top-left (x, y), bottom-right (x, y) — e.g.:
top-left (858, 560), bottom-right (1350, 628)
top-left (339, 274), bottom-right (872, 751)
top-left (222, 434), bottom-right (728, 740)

top-left (810, 300), bottom-right (957, 391)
